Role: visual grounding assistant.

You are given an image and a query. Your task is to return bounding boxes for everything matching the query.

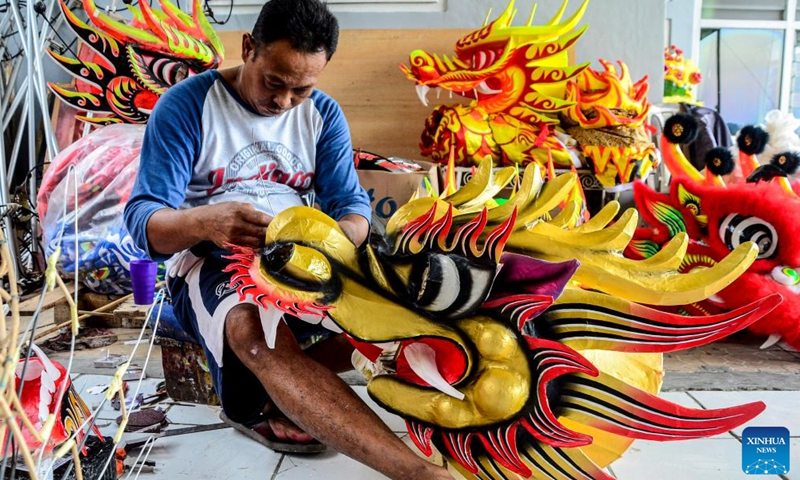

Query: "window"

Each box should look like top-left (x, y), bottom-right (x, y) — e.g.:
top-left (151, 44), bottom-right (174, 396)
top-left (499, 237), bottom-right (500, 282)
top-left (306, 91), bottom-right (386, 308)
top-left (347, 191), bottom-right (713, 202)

top-left (699, 0), bottom-right (797, 130)
top-left (698, 28), bottom-right (784, 131)
top-left (703, 0), bottom-right (787, 22)
top-left (792, 32), bottom-right (800, 118)
top-left (205, 0), bottom-right (445, 15)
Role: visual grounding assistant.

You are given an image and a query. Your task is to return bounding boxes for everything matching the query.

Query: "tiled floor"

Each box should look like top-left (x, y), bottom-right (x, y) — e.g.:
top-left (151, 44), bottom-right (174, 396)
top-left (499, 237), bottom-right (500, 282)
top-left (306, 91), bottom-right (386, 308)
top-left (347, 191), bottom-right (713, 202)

top-left (663, 338), bottom-right (800, 391)
top-left (66, 372), bottom-right (800, 480)
top-left (34, 326), bottom-right (798, 479)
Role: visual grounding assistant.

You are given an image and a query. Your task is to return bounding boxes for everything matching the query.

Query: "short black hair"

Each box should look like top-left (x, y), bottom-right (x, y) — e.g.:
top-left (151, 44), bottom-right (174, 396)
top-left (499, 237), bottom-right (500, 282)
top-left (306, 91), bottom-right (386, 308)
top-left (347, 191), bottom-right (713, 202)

top-left (252, 0), bottom-right (339, 60)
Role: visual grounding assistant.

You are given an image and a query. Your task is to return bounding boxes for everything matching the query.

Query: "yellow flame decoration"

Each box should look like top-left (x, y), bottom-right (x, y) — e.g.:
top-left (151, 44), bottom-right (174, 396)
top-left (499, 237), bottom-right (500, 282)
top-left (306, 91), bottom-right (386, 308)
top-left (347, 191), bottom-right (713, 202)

top-left (564, 59), bottom-right (651, 129)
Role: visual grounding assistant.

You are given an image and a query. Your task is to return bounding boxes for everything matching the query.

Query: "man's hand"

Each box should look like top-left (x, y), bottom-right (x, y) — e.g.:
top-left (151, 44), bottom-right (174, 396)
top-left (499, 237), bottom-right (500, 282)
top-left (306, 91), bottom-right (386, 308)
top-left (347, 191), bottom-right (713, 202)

top-left (146, 202), bottom-right (273, 255)
top-left (199, 202), bottom-right (273, 249)
top-left (337, 213), bottom-right (370, 247)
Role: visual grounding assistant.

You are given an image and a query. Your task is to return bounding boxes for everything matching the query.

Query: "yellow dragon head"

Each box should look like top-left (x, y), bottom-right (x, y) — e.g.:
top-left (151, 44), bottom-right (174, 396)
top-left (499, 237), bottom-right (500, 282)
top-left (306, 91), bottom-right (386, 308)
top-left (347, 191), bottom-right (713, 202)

top-left (225, 160), bottom-right (773, 479)
top-left (401, 0), bottom-right (590, 122)
top-left (403, 0), bottom-right (595, 168)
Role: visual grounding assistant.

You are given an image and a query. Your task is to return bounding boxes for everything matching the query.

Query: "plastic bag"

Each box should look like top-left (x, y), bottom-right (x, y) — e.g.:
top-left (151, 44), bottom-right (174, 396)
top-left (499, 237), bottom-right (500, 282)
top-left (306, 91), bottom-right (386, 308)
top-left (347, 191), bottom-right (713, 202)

top-left (38, 124), bottom-right (164, 294)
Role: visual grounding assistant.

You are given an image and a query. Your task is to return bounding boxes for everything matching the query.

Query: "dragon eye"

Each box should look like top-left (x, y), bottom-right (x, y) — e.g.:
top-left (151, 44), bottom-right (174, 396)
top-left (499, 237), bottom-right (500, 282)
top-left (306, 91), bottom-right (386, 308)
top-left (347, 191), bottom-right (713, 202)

top-left (411, 253), bottom-right (494, 318)
top-left (719, 214), bottom-right (778, 259)
top-left (149, 57), bottom-right (189, 86)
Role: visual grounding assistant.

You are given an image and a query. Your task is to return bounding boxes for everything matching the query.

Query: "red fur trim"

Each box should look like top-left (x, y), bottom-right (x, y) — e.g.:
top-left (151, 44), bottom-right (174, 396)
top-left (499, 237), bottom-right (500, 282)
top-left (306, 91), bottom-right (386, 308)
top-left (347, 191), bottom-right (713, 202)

top-left (679, 180), bottom-right (800, 272)
top-left (717, 274), bottom-right (800, 350)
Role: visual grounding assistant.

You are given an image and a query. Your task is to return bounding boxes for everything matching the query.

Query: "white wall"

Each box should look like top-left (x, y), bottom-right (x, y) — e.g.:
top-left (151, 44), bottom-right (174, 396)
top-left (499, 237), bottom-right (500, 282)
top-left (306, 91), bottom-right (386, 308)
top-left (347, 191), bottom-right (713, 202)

top-left (666, 0), bottom-right (701, 64)
top-left (217, 0), bottom-right (667, 102)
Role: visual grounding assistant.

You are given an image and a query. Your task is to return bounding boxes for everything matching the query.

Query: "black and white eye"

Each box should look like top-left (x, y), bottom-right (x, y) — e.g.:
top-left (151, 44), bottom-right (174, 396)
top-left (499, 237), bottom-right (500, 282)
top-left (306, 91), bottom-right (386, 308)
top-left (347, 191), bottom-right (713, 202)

top-left (719, 214), bottom-right (778, 259)
top-left (149, 57), bottom-right (190, 86)
top-left (409, 253), bottom-right (494, 318)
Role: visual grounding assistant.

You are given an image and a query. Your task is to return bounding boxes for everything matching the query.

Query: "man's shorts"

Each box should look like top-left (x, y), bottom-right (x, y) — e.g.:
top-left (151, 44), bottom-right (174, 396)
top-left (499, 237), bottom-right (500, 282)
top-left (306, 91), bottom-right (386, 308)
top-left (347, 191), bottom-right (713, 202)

top-left (167, 244), bottom-right (332, 424)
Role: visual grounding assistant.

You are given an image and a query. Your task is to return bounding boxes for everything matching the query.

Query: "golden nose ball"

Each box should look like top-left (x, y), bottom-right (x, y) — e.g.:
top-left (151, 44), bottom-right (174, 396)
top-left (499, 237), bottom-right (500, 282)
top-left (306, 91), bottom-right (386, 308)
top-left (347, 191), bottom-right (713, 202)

top-left (473, 369), bottom-right (528, 421)
top-left (476, 324), bottom-right (518, 360)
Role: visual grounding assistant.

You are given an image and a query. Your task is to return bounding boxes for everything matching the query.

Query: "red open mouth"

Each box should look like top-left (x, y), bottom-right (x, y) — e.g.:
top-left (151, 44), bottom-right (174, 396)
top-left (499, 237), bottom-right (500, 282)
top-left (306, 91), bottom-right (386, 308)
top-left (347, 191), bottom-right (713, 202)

top-left (394, 337), bottom-right (468, 387)
top-left (349, 336), bottom-right (469, 398)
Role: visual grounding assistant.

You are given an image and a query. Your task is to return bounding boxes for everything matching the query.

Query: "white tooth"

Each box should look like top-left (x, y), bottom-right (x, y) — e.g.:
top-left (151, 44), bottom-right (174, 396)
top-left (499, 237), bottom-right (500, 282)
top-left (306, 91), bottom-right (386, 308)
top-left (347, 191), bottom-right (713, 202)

top-left (449, 90), bottom-right (453, 99)
top-left (321, 316), bottom-right (344, 333)
top-left (478, 51), bottom-right (487, 69)
top-left (436, 88), bottom-right (441, 99)
top-left (488, 50), bottom-right (496, 65)
top-left (472, 54), bottom-right (476, 68)
top-left (29, 344), bottom-right (61, 423)
top-left (374, 341), bottom-right (398, 351)
top-left (415, 84), bottom-right (430, 107)
top-left (404, 343), bottom-right (465, 400)
top-left (259, 306), bottom-right (283, 349)
top-left (476, 80), bottom-right (503, 95)
top-left (760, 334), bottom-right (782, 350)
top-left (707, 294), bottom-right (725, 304)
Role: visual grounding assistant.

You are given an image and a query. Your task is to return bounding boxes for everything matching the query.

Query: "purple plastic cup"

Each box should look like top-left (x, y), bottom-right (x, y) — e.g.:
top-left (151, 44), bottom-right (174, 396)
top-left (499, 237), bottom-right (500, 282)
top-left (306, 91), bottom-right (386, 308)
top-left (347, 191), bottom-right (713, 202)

top-left (130, 259), bottom-right (157, 305)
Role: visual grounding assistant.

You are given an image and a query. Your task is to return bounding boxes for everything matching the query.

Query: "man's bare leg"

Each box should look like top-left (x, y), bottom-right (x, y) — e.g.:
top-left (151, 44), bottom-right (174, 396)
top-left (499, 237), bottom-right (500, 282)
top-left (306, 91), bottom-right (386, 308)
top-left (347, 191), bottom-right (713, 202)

top-left (267, 333), bottom-right (356, 441)
top-left (303, 333), bottom-right (355, 373)
top-left (225, 305), bottom-right (452, 480)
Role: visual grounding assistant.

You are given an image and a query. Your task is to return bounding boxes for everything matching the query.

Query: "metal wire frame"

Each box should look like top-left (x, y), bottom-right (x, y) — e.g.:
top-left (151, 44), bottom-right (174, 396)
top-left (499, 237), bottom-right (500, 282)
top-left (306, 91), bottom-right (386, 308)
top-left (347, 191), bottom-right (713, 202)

top-left (0, 0), bottom-right (67, 283)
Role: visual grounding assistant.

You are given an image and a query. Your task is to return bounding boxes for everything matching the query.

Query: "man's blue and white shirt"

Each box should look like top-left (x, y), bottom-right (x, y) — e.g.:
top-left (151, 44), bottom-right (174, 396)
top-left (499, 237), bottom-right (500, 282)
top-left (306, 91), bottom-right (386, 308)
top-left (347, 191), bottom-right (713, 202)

top-left (124, 70), bottom-right (371, 262)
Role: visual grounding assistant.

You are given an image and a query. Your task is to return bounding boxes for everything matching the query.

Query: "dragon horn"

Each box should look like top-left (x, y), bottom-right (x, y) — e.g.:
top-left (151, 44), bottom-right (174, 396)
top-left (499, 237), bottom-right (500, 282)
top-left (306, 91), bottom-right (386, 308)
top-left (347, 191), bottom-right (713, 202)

top-left (525, 3), bottom-right (536, 26)
top-left (495, 0), bottom-right (516, 28)
top-left (545, 0), bottom-right (569, 25)
top-left (739, 150), bottom-right (761, 178)
top-left (137, 0), bottom-right (169, 42)
top-left (192, 0), bottom-right (225, 60)
top-left (777, 176), bottom-right (798, 197)
top-left (661, 114), bottom-right (705, 183)
top-left (482, 7), bottom-right (493, 27)
top-left (83, 0), bottom-right (163, 49)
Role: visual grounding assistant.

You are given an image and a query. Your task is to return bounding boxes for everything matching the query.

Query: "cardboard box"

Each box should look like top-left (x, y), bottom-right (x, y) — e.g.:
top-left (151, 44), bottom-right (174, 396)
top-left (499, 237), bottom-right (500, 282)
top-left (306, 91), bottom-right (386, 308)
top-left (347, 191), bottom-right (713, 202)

top-left (357, 160), bottom-right (440, 221)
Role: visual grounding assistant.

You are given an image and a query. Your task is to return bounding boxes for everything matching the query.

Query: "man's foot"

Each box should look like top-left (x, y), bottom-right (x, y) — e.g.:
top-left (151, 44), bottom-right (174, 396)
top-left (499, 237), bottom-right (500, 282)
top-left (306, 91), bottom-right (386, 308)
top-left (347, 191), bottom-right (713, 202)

top-left (220, 411), bottom-right (327, 454)
top-left (257, 416), bottom-right (314, 443)
top-left (259, 400), bottom-right (315, 443)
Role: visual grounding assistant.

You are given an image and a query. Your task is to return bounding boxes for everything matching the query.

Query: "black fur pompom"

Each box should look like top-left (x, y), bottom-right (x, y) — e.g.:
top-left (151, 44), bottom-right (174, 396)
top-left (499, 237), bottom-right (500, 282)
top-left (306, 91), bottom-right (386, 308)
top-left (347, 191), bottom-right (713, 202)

top-left (771, 151), bottom-right (800, 175)
top-left (663, 114), bottom-right (699, 145)
top-left (704, 147), bottom-right (735, 176)
top-left (736, 125), bottom-right (769, 155)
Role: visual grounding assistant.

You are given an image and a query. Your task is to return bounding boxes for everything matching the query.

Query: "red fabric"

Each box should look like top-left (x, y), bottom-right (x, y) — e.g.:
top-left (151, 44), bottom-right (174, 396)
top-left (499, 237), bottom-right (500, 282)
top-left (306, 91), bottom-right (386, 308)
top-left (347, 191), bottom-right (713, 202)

top-left (677, 180), bottom-right (800, 273)
top-left (717, 274), bottom-right (800, 350)
top-left (632, 178), bottom-right (800, 349)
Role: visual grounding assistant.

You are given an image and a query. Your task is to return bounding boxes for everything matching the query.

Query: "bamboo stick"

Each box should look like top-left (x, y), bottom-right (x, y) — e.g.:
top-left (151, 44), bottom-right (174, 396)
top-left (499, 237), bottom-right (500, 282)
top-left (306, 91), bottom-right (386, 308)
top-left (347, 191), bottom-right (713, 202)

top-left (31, 280), bottom-right (164, 341)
